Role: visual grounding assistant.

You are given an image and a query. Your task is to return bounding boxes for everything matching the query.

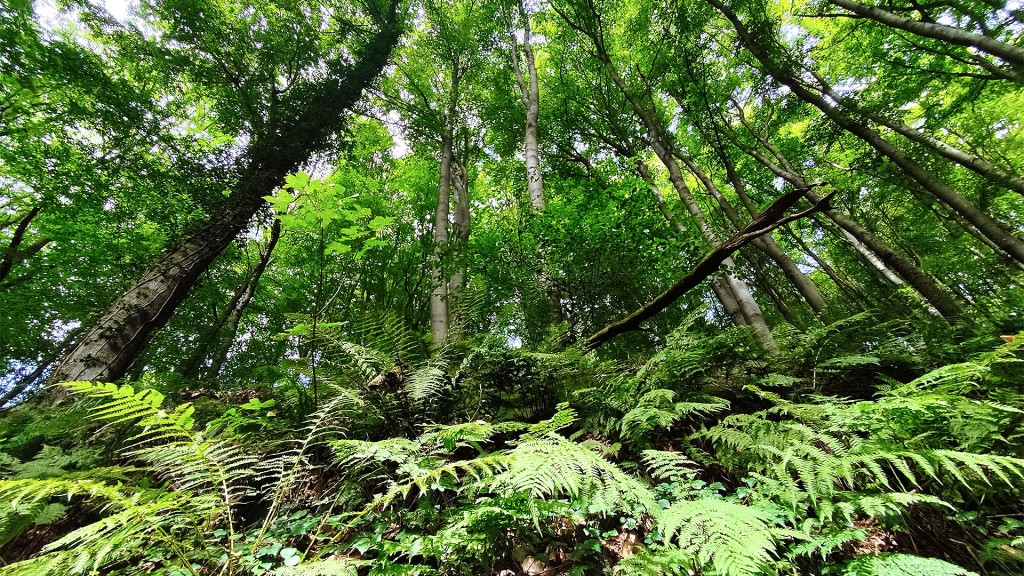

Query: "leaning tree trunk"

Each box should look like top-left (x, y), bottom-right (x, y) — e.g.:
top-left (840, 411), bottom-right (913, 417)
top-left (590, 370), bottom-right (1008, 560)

top-left (52, 190), bottom-right (266, 383)
top-left (0, 206), bottom-right (51, 285)
top-left (826, 0), bottom-right (1024, 70)
top-left (631, 156), bottom-right (749, 327)
top-left (179, 219), bottom-right (281, 379)
top-left (736, 138), bottom-right (964, 320)
top-left (814, 76), bottom-right (1024, 196)
top-left (677, 150), bottom-right (831, 321)
top-left (50, 4), bottom-right (403, 384)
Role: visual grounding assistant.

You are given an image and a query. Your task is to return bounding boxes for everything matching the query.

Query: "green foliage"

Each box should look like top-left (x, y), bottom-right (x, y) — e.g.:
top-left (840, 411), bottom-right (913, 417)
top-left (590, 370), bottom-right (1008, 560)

top-left (658, 498), bottom-right (778, 576)
top-left (841, 554), bottom-right (979, 576)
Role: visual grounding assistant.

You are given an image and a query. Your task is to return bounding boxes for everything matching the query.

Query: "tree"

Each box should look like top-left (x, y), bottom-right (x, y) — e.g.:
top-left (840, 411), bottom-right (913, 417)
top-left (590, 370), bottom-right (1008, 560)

top-left (49, 0), bottom-right (405, 384)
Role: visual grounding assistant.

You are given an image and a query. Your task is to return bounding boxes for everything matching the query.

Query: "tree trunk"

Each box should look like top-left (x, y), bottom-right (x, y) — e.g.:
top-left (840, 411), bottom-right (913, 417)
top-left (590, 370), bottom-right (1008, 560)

top-left (745, 253), bottom-right (801, 326)
top-left (711, 0), bottom-right (1024, 266)
top-left (735, 138), bottom-right (964, 320)
top-left (50, 6), bottom-right (403, 384)
top-left (511, 0), bottom-right (545, 212)
top-left (179, 219), bottom-right (281, 379)
top-left (448, 157), bottom-right (470, 325)
top-left (827, 0), bottom-right (1024, 69)
top-left (677, 150), bottom-right (831, 320)
top-left (631, 154), bottom-right (749, 328)
top-left (786, 228), bottom-right (872, 310)
top-left (430, 131), bottom-right (454, 348)
top-left (0, 206), bottom-right (50, 284)
top-left (584, 185), bottom-right (830, 350)
top-left (819, 78), bottom-right (1024, 196)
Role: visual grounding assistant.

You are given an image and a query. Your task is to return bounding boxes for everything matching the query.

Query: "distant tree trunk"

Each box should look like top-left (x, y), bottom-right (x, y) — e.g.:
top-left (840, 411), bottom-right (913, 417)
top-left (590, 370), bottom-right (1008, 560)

top-left (785, 228), bottom-right (872, 310)
top-left (733, 135), bottom-right (964, 320)
top-left (744, 252), bottom-right (801, 326)
top-left (631, 156), bottom-right (749, 326)
top-left (581, 34), bottom-right (777, 350)
top-left (710, 0), bottom-right (1024, 266)
top-left (676, 150), bottom-right (831, 321)
top-left (0, 206), bottom-right (51, 285)
top-left (430, 131), bottom-right (454, 347)
top-left (50, 6), bottom-right (403, 384)
top-left (510, 0), bottom-right (545, 212)
top-left (179, 219), bottom-right (281, 379)
top-left (816, 77), bottom-right (1024, 196)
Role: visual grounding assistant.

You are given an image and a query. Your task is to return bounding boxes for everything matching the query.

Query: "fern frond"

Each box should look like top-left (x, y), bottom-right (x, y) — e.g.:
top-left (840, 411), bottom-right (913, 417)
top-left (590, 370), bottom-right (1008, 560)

top-left (614, 544), bottom-right (693, 576)
top-left (657, 498), bottom-right (777, 576)
top-left (843, 553), bottom-right (978, 576)
top-left (641, 450), bottom-right (698, 482)
top-left (492, 434), bottom-right (656, 515)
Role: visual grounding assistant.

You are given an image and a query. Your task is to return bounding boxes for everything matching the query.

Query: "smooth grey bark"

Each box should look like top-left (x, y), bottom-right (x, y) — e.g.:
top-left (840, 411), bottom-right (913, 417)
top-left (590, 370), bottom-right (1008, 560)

top-left (710, 0), bottom-right (1024, 266)
top-left (430, 131), bottom-right (454, 347)
top-left (50, 3), bottom-right (404, 384)
top-left (510, 0), bottom-right (545, 211)
top-left (827, 0), bottom-right (1024, 69)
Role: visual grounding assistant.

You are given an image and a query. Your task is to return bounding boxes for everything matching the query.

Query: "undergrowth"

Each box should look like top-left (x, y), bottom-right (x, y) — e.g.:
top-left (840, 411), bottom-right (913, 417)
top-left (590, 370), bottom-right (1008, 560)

top-left (0, 315), bottom-right (1022, 575)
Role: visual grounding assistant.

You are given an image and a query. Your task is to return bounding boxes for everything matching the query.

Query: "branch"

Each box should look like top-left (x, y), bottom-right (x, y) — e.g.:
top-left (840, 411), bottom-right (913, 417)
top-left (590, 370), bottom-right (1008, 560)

top-left (583, 185), bottom-right (832, 351)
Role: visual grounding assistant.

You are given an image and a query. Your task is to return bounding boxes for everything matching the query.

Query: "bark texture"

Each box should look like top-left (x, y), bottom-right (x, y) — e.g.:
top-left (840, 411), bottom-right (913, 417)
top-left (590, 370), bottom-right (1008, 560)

top-left (430, 132), bottom-right (455, 347)
top-left (51, 3), bottom-right (404, 384)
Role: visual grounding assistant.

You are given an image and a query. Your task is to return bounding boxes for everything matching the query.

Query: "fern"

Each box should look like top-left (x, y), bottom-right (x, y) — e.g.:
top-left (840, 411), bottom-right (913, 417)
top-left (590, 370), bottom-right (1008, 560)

top-left (492, 433), bottom-right (657, 515)
top-left (614, 544), bottom-right (693, 576)
top-left (620, 389), bottom-right (728, 445)
top-left (641, 450), bottom-right (698, 482)
top-left (843, 554), bottom-right (979, 576)
top-left (656, 498), bottom-right (778, 576)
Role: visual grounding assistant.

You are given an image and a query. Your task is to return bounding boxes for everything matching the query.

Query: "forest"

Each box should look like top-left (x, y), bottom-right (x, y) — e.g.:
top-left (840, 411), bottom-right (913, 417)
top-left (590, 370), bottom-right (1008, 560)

top-left (1, 0), bottom-right (1024, 574)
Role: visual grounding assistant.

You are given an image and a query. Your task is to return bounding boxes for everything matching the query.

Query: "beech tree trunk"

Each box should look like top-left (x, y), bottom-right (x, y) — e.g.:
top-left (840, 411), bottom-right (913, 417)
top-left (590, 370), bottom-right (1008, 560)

top-left (632, 156), bottom-right (749, 327)
top-left (50, 4), bottom-right (403, 384)
top-left (510, 0), bottom-right (545, 212)
top-left (430, 131), bottom-right (455, 347)
top-left (711, 0), bottom-right (1024, 266)
top-left (827, 0), bottom-right (1024, 69)
top-left (53, 193), bottom-right (264, 383)
top-left (585, 185), bottom-right (831, 350)
top-left (677, 150), bottom-right (831, 320)
top-left (817, 78), bottom-right (1024, 196)
top-left (179, 219), bottom-right (281, 379)
top-left (448, 158), bottom-right (470, 321)
top-left (583, 38), bottom-right (776, 350)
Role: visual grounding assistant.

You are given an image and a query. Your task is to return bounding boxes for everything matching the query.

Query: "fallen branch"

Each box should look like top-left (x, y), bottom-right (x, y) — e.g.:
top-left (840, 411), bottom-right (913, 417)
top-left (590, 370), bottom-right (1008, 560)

top-left (583, 184), bottom-right (832, 351)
